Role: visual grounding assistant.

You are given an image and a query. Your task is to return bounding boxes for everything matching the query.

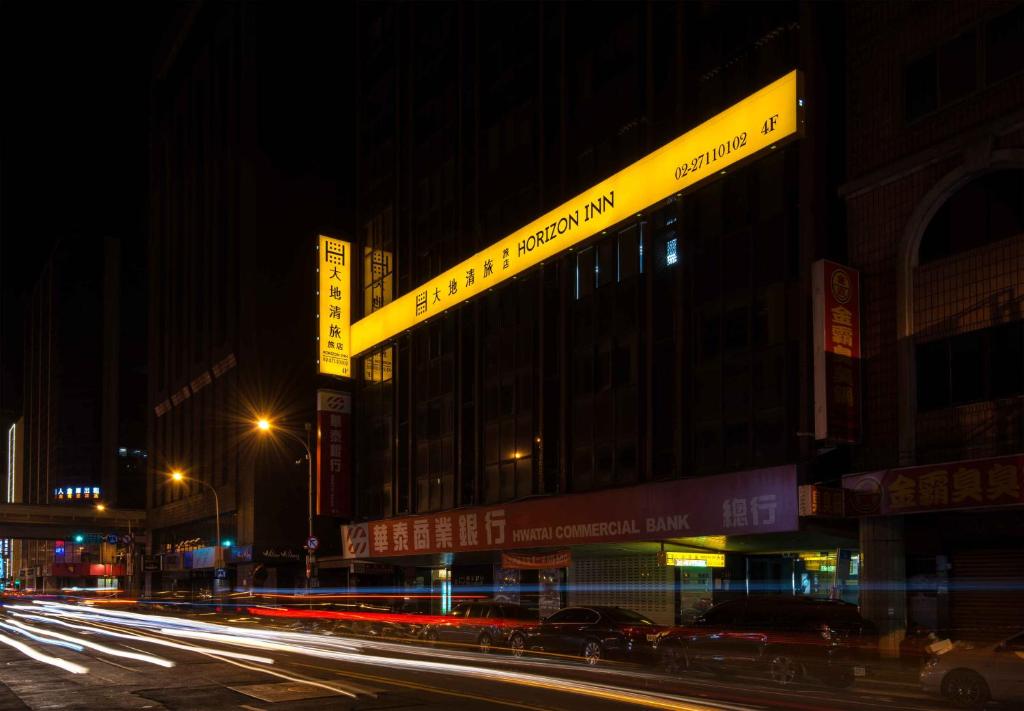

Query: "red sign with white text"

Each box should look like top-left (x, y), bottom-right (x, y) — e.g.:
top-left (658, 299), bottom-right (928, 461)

top-left (317, 390), bottom-right (352, 516)
top-left (341, 465), bottom-right (798, 559)
top-left (813, 259), bottom-right (861, 443)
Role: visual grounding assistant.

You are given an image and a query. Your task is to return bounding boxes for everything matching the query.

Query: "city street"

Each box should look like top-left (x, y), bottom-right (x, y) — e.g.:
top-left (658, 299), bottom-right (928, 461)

top-left (0, 600), bottom-right (947, 711)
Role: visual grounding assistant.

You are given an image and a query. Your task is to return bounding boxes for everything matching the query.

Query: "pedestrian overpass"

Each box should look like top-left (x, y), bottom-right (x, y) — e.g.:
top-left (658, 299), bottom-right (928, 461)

top-left (0, 503), bottom-right (145, 540)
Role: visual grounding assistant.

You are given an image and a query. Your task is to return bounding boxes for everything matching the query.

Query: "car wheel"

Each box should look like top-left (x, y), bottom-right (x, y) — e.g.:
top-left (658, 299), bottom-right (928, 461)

top-left (478, 633), bottom-right (494, 654)
top-left (582, 639), bottom-right (603, 666)
top-left (768, 653), bottom-right (801, 686)
top-left (424, 629), bottom-right (439, 646)
top-left (509, 633), bottom-right (526, 658)
top-left (942, 669), bottom-right (991, 709)
top-left (659, 642), bottom-right (688, 674)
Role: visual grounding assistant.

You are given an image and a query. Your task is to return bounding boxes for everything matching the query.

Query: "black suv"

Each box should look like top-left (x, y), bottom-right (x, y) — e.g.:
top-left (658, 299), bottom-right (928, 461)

top-left (656, 596), bottom-right (878, 688)
top-left (421, 600), bottom-right (536, 652)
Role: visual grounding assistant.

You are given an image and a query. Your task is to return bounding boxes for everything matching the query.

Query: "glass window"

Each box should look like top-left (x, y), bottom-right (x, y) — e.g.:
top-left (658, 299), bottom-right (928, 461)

top-left (702, 600), bottom-right (744, 626)
top-left (986, 4), bottom-right (1024, 85)
top-left (916, 340), bottom-right (950, 411)
top-left (905, 52), bottom-right (937, 122)
top-left (991, 323), bottom-right (1023, 398)
top-left (576, 247), bottom-right (595, 299)
top-left (938, 31), bottom-right (977, 104)
top-left (950, 331), bottom-right (984, 404)
top-left (601, 608), bottom-right (655, 625)
top-left (545, 609), bottom-right (573, 623)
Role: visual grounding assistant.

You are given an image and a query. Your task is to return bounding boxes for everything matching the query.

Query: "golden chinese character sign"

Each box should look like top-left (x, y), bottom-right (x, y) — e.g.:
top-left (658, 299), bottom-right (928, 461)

top-left (351, 70), bottom-right (803, 356)
top-left (813, 259), bottom-right (861, 443)
top-left (843, 455), bottom-right (1024, 516)
top-left (318, 235), bottom-right (351, 378)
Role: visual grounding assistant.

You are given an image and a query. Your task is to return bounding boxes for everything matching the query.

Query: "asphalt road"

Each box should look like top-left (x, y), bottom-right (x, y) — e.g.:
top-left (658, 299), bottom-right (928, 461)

top-left (0, 601), bottom-right (952, 711)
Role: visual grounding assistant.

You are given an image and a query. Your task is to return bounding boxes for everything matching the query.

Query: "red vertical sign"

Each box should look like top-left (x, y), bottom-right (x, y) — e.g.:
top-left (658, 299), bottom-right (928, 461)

top-left (813, 259), bottom-right (861, 443)
top-left (316, 390), bottom-right (352, 516)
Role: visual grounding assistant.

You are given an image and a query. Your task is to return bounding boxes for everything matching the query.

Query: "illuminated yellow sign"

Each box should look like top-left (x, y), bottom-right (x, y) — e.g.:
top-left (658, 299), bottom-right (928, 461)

top-left (318, 235), bottom-right (352, 378)
top-left (351, 70), bottom-right (802, 356)
top-left (665, 552), bottom-right (726, 568)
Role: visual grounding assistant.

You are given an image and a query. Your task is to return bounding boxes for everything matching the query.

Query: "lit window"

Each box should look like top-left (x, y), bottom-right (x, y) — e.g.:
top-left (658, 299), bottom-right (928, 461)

top-left (666, 238), bottom-right (678, 266)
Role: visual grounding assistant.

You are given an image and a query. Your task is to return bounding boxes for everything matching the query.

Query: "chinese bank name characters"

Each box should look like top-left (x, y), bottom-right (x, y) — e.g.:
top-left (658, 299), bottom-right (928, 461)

top-left (721, 494), bottom-right (777, 529)
top-left (372, 510), bottom-right (507, 553)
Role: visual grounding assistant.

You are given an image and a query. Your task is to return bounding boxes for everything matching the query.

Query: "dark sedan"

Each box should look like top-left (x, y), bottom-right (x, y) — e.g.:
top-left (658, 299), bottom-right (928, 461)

top-left (655, 596), bottom-right (877, 688)
top-left (509, 606), bottom-right (666, 665)
top-left (421, 601), bottom-right (537, 652)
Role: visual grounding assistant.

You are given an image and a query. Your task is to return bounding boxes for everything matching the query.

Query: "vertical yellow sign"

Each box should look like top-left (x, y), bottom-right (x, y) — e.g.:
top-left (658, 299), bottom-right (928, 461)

top-left (318, 235), bottom-right (352, 378)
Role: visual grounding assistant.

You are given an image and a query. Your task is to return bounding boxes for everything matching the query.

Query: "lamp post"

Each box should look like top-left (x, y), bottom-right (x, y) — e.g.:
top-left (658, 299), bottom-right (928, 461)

top-left (170, 471), bottom-right (222, 569)
top-left (256, 418), bottom-right (315, 589)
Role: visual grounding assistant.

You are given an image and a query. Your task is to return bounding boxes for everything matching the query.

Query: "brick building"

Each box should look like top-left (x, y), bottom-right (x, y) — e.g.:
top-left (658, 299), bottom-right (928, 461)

top-left (841, 0), bottom-right (1024, 651)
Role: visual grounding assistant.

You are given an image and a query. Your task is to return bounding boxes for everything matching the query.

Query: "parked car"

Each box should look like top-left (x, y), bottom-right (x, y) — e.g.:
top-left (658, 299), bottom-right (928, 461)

top-left (655, 596), bottom-right (877, 688)
top-left (508, 606), bottom-right (666, 665)
top-left (421, 601), bottom-right (537, 652)
top-left (919, 631), bottom-right (1024, 709)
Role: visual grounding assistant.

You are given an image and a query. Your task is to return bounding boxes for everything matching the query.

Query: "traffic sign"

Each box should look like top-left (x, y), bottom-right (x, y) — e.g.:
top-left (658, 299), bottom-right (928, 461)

top-left (306, 536), bottom-right (319, 551)
top-left (214, 568), bottom-right (228, 580)
top-left (106, 534), bottom-right (119, 545)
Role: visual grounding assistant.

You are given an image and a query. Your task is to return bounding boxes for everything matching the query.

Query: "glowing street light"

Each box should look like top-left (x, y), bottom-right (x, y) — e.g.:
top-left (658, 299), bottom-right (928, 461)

top-left (168, 469), bottom-right (222, 567)
top-left (256, 416), bottom-right (314, 587)
top-left (95, 503), bottom-right (106, 512)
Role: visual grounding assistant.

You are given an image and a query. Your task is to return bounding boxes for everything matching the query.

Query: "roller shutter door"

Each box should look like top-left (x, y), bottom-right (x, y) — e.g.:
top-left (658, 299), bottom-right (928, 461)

top-left (950, 548), bottom-right (1024, 641)
top-left (568, 554), bottom-right (674, 625)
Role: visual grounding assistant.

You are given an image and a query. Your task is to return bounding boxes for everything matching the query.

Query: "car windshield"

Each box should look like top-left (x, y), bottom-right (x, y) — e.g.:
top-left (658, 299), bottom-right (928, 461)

top-left (601, 608), bottom-right (656, 625)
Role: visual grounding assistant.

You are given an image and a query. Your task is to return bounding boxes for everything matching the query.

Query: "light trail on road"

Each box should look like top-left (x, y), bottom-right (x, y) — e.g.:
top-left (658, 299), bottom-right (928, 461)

top-left (6, 600), bottom-right (755, 711)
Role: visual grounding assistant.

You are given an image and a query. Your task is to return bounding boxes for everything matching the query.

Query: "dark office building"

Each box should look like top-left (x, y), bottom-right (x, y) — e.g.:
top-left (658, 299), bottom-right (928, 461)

top-left (345, 2), bottom-right (850, 624)
top-left (145, 3), bottom-right (352, 593)
top-left (841, 0), bottom-right (1024, 652)
top-left (23, 237), bottom-right (124, 505)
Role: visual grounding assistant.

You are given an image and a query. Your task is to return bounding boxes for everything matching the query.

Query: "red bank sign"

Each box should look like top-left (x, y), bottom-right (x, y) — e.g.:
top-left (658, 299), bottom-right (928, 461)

top-left (341, 465), bottom-right (798, 559)
top-left (812, 259), bottom-right (861, 443)
top-left (316, 389), bottom-right (352, 516)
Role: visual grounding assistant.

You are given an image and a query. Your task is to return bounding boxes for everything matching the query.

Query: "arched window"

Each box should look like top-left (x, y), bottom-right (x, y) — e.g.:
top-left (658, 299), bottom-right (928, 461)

top-left (918, 169), bottom-right (1024, 264)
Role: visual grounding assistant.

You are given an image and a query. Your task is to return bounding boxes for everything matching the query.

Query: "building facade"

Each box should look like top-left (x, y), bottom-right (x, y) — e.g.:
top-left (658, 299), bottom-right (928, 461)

top-left (343, 1), bottom-right (852, 625)
top-left (145, 3), bottom-right (352, 594)
top-left (842, 0), bottom-right (1024, 651)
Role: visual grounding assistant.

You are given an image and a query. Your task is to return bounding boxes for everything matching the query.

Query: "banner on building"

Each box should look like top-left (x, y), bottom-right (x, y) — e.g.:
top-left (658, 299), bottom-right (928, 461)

top-left (813, 259), bottom-right (861, 443)
top-left (318, 235), bottom-right (352, 378)
top-left (342, 465), bottom-right (798, 559)
top-left (351, 70), bottom-right (804, 356)
top-left (501, 550), bottom-right (572, 569)
top-left (316, 390), bottom-right (352, 517)
top-left (843, 454), bottom-right (1024, 516)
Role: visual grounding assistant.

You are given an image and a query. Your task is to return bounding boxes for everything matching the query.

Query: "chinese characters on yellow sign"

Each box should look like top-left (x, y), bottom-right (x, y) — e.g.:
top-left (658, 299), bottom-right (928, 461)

top-left (318, 235), bottom-right (352, 378)
top-left (350, 70), bottom-right (803, 356)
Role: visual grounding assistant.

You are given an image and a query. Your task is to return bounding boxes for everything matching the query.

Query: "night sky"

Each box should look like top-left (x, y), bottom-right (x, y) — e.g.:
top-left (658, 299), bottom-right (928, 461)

top-left (0, 1), bottom-right (172, 415)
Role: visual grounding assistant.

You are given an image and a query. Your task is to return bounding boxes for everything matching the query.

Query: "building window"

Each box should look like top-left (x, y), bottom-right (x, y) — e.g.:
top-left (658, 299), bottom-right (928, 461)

top-left (986, 4), bottom-right (1024, 85)
top-left (916, 322), bottom-right (1024, 411)
top-left (918, 170), bottom-right (1024, 264)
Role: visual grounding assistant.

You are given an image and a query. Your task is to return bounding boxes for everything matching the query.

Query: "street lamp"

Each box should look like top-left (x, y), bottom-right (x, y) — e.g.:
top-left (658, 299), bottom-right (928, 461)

top-left (255, 417), bottom-right (314, 586)
top-left (95, 503), bottom-right (106, 512)
top-left (169, 470), bottom-right (222, 568)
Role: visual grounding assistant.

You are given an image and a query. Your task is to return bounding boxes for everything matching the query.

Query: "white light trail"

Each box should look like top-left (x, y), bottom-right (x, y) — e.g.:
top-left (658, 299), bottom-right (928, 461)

top-left (4, 619), bottom-right (174, 668)
top-left (0, 631), bottom-right (88, 674)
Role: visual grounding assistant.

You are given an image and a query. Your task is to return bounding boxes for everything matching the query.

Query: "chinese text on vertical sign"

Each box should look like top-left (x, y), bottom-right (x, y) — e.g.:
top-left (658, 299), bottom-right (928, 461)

top-left (318, 236), bottom-right (351, 378)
